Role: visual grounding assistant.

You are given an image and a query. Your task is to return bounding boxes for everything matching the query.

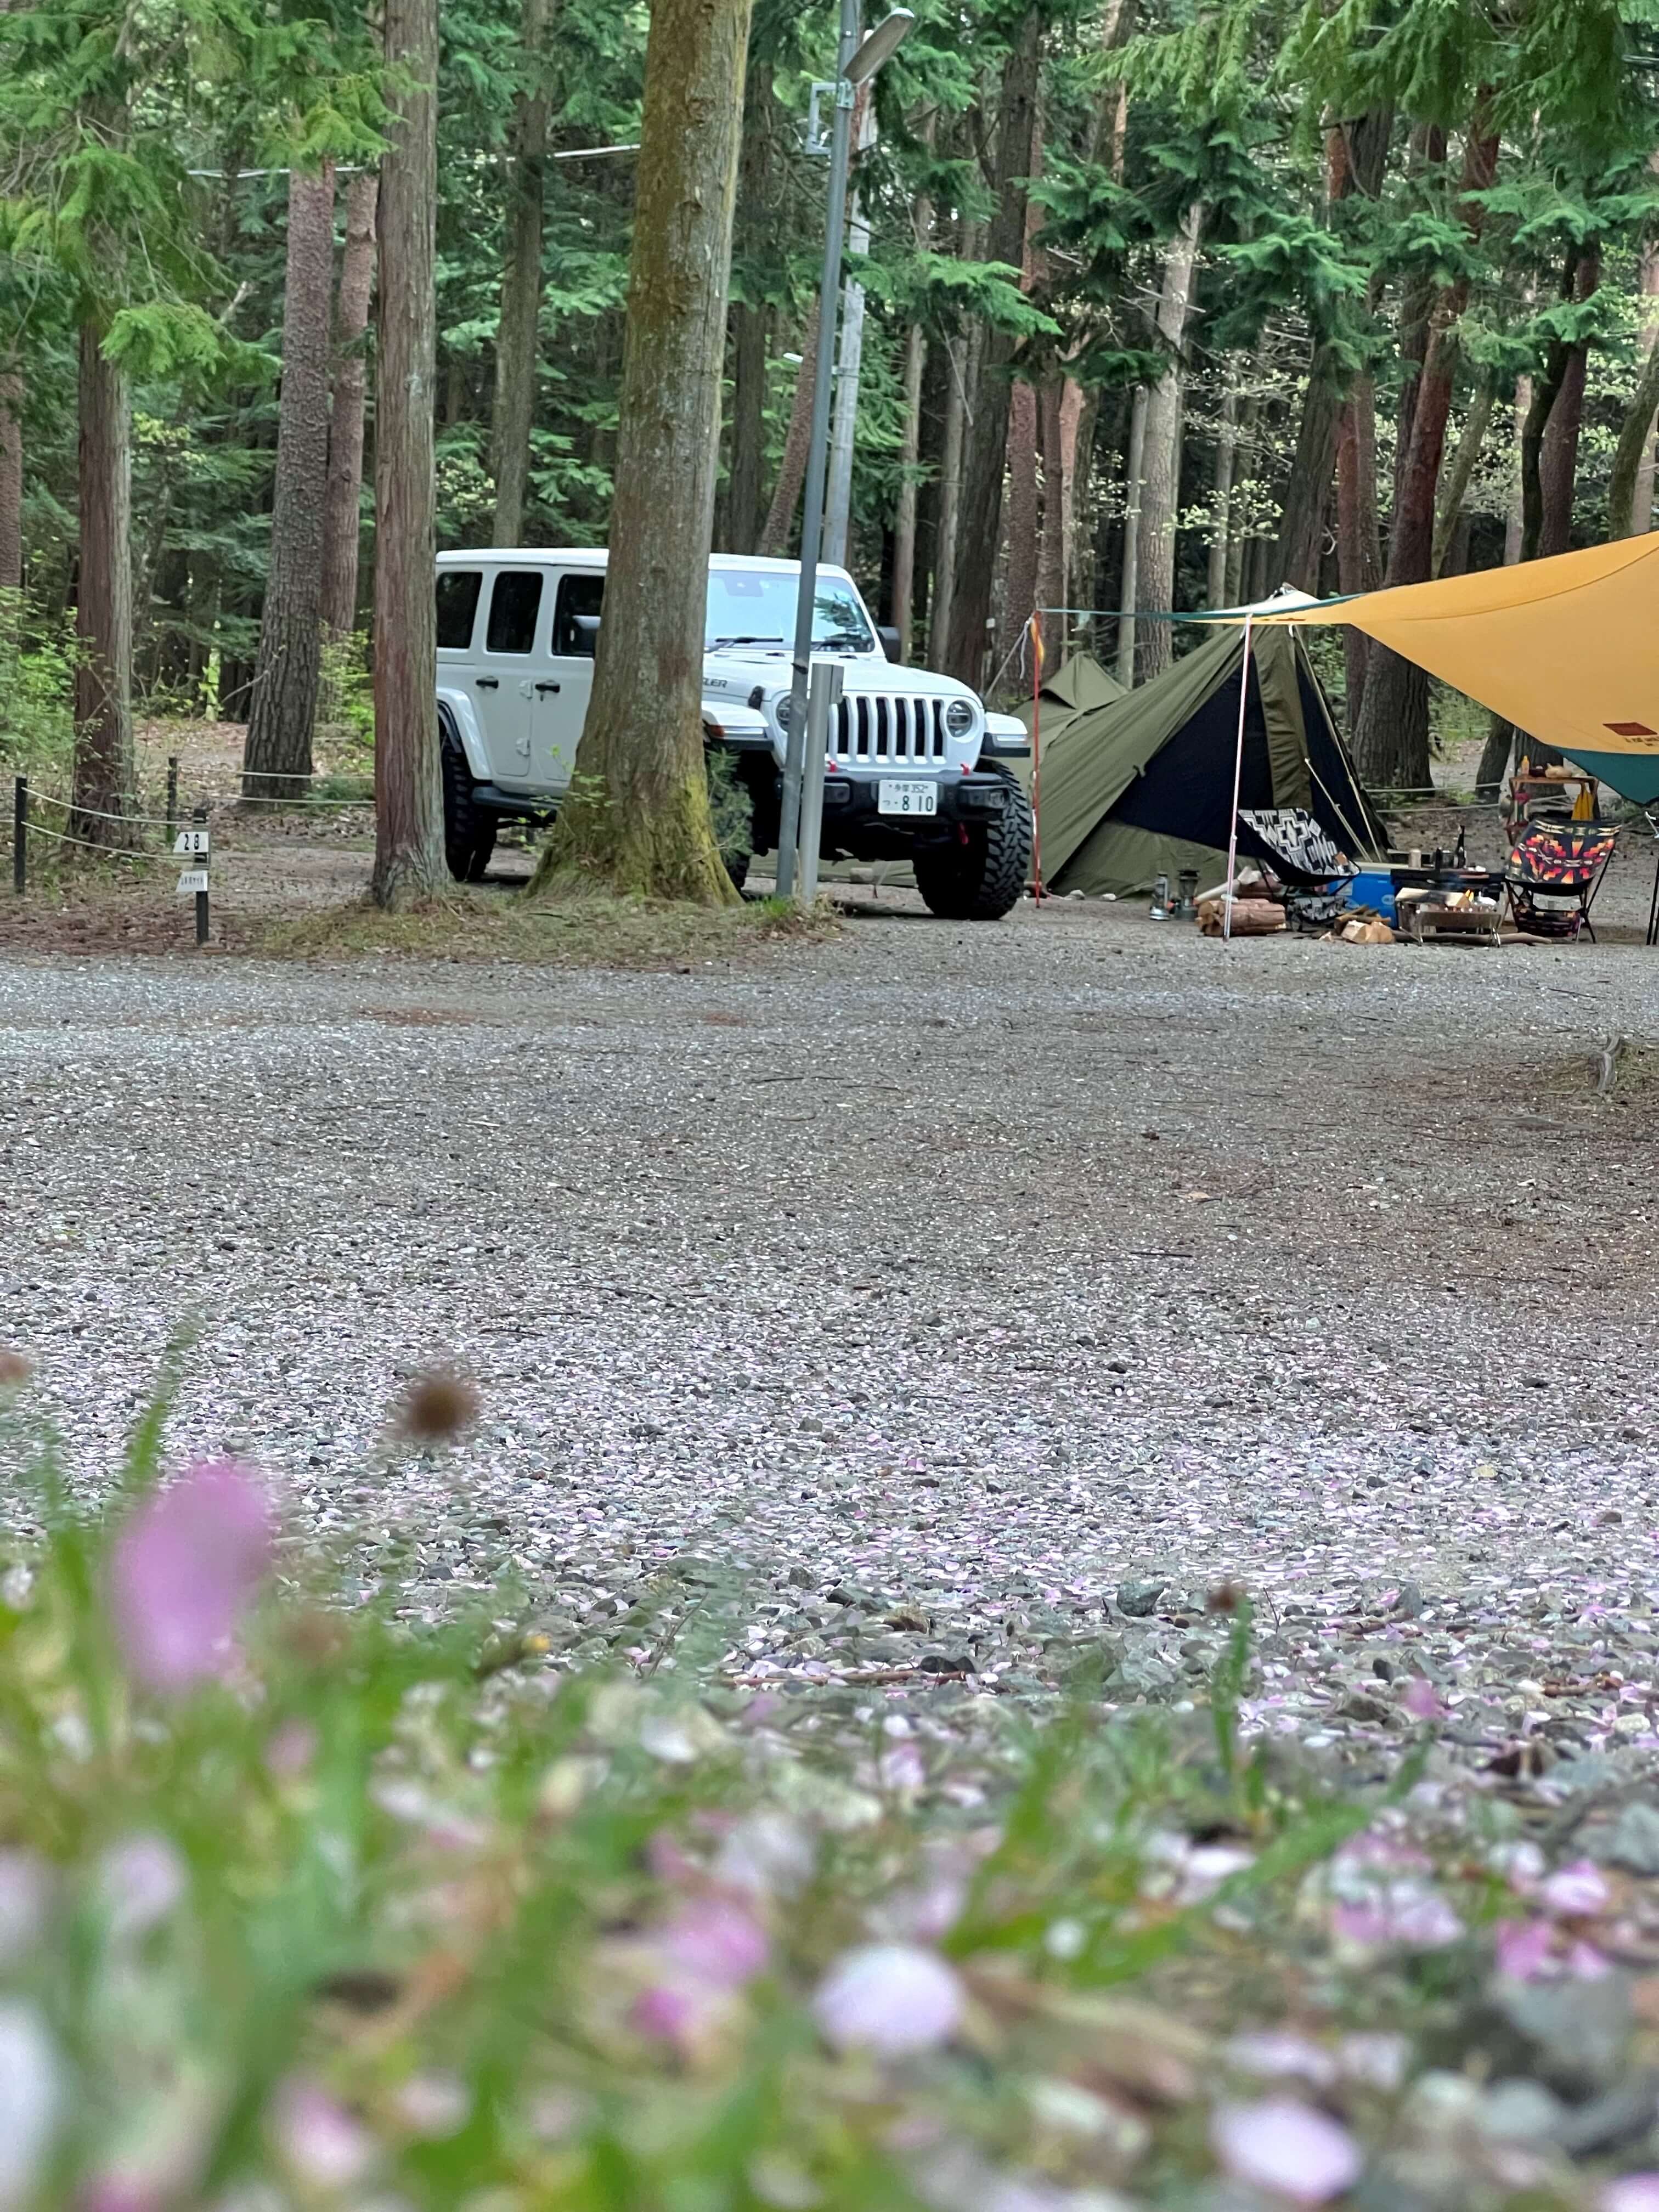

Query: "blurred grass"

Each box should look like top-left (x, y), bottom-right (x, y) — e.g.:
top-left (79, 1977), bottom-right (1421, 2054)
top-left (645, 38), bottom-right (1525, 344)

top-left (0, 1368), bottom-right (1579, 2210)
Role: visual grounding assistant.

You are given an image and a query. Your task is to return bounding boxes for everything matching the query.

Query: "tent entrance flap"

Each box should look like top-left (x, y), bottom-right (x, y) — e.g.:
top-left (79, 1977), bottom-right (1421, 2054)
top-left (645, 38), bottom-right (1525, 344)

top-left (1024, 626), bottom-right (1386, 899)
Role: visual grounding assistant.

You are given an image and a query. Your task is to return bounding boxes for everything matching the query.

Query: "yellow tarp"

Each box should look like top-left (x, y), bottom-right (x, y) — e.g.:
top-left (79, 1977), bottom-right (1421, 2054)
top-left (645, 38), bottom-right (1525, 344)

top-left (1256, 533), bottom-right (1659, 798)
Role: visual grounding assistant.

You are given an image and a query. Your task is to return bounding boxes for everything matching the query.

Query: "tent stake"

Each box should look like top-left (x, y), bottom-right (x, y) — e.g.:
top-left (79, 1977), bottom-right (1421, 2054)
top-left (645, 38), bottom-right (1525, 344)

top-left (1223, 614), bottom-right (1254, 940)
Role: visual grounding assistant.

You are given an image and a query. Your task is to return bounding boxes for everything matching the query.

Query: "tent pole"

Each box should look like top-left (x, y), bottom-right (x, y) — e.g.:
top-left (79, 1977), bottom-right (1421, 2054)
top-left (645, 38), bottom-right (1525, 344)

top-left (1223, 614), bottom-right (1254, 940)
top-left (1029, 611), bottom-right (1045, 903)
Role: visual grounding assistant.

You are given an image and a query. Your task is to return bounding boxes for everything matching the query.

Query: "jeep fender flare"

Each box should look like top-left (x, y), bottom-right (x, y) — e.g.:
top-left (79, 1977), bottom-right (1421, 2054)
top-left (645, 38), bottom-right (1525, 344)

top-left (437, 688), bottom-right (490, 780)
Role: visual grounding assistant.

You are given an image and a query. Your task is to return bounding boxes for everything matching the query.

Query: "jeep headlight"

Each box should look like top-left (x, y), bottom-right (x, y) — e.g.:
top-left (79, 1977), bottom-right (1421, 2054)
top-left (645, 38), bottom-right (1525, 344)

top-left (944, 698), bottom-right (977, 740)
top-left (774, 691), bottom-right (794, 733)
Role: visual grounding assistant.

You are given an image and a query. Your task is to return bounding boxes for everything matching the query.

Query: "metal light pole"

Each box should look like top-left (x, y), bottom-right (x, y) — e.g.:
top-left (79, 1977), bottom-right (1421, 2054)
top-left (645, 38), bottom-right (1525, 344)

top-left (776, 4), bottom-right (915, 900)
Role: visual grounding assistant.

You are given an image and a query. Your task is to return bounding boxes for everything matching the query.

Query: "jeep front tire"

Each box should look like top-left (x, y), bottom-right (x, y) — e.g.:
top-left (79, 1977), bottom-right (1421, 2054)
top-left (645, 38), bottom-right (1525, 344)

top-left (441, 729), bottom-right (497, 884)
top-left (913, 774), bottom-right (1032, 920)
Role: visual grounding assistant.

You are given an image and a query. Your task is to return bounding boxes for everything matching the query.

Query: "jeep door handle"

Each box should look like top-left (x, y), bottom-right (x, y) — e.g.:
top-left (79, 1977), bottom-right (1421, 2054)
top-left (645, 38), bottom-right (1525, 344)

top-left (535, 681), bottom-right (561, 695)
top-left (475, 677), bottom-right (499, 690)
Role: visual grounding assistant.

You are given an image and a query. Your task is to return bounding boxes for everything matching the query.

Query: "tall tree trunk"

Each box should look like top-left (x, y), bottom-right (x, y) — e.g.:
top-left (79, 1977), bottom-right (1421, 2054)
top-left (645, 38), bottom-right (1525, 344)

top-left (1335, 379), bottom-right (1380, 724)
top-left (533, 0), bottom-right (753, 902)
top-left (1116, 385), bottom-right (1148, 685)
top-left (72, 328), bottom-right (134, 840)
top-left (244, 163), bottom-right (337, 802)
top-left (1539, 242), bottom-right (1599, 558)
top-left (1634, 222), bottom-right (1659, 537)
top-left (490, 0), bottom-right (557, 546)
top-left (321, 170), bottom-right (380, 637)
top-left (1037, 380), bottom-right (1071, 664)
top-left (372, 0), bottom-right (445, 906)
top-left (1504, 372), bottom-right (1530, 563)
top-left (1356, 117), bottom-right (1498, 791)
top-left (998, 109), bottom-right (1046, 675)
top-left (1087, 0), bottom-right (1137, 176)
top-left (943, 7), bottom-right (1042, 688)
top-left (724, 59), bottom-right (774, 556)
top-left (891, 318), bottom-right (928, 657)
top-left (1271, 110), bottom-right (1390, 607)
top-left (1001, 381), bottom-right (1040, 673)
top-left (1135, 202), bottom-right (1204, 684)
top-left (1271, 374), bottom-right (1342, 594)
top-left (725, 303), bottom-right (769, 554)
top-left (758, 296), bottom-right (820, 558)
top-left (0, 369), bottom-right (20, 595)
top-left (1610, 338), bottom-right (1659, 540)
top-left (929, 325), bottom-right (969, 669)
top-left (1206, 381), bottom-right (1238, 608)
top-left (1432, 377), bottom-right (1494, 575)
top-left (1480, 311), bottom-right (1578, 794)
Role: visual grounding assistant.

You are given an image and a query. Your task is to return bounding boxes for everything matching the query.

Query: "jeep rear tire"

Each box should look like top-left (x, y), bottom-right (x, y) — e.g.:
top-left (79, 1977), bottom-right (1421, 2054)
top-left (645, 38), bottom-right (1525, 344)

top-left (441, 731), bottom-right (497, 884)
top-left (913, 774), bottom-right (1032, 920)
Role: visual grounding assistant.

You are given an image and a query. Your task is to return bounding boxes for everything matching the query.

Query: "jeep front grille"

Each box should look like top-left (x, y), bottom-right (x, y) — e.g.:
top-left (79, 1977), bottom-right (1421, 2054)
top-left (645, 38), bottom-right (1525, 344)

top-left (831, 695), bottom-right (947, 763)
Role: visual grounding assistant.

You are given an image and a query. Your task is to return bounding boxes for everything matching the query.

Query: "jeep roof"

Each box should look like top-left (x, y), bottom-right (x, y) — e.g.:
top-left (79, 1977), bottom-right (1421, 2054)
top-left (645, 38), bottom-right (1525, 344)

top-left (435, 549), bottom-right (859, 582)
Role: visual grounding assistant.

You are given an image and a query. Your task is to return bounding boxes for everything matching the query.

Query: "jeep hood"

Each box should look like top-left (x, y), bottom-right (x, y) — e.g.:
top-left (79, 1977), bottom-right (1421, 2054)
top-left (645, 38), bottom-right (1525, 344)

top-left (701, 647), bottom-right (973, 699)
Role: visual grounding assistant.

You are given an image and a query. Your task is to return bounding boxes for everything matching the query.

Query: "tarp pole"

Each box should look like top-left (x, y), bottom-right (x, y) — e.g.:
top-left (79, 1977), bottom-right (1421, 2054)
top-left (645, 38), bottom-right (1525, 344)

top-left (1223, 614), bottom-right (1254, 941)
top-left (1029, 611), bottom-right (1045, 903)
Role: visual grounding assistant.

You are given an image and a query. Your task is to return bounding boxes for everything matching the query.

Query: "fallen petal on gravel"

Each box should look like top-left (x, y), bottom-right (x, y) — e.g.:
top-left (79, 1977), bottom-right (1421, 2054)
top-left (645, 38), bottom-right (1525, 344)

top-left (813, 1943), bottom-right (964, 2057)
top-left (1211, 2099), bottom-right (1363, 2205)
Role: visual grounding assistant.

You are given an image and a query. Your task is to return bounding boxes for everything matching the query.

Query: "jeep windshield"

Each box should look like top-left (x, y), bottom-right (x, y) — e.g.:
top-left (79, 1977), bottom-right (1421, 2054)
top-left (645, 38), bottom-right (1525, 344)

top-left (705, 571), bottom-right (874, 654)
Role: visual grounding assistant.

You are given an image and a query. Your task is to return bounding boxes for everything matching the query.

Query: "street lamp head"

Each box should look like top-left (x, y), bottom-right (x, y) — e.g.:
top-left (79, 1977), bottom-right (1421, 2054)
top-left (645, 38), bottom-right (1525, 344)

top-left (844, 7), bottom-right (916, 85)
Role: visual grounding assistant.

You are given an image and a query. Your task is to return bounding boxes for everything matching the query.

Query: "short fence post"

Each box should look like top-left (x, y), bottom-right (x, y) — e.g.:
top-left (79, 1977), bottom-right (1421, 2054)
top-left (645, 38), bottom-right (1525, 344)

top-left (193, 806), bottom-right (210, 946)
top-left (12, 777), bottom-right (24, 896)
top-left (165, 755), bottom-right (179, 844)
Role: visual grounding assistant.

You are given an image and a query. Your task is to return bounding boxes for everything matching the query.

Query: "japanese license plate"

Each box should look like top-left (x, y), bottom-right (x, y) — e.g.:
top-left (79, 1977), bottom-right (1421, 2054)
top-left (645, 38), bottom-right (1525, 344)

top-left (878, 780), bottom-right (937, 817)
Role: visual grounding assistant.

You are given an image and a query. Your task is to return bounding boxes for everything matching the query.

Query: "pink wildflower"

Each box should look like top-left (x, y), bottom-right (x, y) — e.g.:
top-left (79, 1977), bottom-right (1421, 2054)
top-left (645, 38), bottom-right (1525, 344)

top-left (109, 1462), bottom-right (273, 1693)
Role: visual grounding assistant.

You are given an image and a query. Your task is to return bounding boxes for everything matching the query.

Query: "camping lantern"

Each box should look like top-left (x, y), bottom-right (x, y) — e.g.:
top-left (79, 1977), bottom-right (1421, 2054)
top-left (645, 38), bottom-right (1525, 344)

top-left (1176, 869), bottom-right (1198, 916)
top-left (1150, 873), bottom-right (1172, 919)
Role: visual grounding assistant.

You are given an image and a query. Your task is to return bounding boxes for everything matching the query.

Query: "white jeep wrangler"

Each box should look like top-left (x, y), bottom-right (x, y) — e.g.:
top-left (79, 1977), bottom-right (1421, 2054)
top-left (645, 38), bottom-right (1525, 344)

top-left (434, 550), bottom-right (1034, 918)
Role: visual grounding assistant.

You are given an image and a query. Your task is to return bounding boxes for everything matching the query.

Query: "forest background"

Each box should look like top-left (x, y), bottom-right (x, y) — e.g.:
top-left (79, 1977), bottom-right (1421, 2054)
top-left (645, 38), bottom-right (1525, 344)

top-left (4, 0), bottom-right (1659, 825)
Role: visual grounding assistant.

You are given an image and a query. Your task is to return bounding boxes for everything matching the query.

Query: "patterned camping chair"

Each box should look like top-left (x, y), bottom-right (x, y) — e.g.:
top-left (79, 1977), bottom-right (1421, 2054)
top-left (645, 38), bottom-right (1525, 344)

top-left (1504, 821), bottom-right (1619, 942)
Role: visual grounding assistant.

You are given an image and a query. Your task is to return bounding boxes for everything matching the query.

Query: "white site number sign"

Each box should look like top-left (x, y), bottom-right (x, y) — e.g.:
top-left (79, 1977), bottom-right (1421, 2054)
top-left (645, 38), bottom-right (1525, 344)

top-left (175, 825), bottom-right (210, 899)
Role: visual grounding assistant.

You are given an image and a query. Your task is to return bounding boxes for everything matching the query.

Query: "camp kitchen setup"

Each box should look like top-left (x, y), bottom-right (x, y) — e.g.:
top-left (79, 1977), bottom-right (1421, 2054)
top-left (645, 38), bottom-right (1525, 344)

top-left (1018, 534), bottom-right (1659, 948)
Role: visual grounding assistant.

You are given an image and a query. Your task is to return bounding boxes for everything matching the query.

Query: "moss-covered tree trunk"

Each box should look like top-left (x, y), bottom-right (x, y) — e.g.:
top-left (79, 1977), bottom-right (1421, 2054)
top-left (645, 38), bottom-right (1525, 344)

top-left (244, 163), bottom-right (336, 803)
top-left (490, 0), bottom-right (557, 546)
top-left (371, 0), bottom-right (445, 907)
top-left (320, 170), bottom-right (379, 638)
top-left (71, 325), bottom-right (134, 842)
top-left (532, 0), bottom-right (753, 905)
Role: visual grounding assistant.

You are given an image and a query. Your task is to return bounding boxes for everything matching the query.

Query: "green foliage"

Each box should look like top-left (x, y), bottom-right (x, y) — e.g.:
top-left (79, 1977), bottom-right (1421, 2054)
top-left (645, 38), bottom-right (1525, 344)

top-left (0, 591), bottom-right (80, 786)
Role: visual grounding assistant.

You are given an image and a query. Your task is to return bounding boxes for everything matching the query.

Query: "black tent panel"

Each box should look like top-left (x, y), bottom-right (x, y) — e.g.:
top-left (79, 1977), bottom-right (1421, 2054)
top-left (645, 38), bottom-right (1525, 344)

top-left (1108, 662), bottom-right (1278, 852)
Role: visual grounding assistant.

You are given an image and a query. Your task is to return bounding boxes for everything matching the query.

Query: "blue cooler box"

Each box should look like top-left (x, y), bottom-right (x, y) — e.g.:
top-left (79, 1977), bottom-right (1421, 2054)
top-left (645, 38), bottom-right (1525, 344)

top-left (1344, 869), bottom-right (1398, 924)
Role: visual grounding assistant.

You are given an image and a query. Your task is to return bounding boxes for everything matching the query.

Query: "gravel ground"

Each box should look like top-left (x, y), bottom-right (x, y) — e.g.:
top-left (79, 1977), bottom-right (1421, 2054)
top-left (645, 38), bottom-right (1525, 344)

top-left (6, 898), bottom-right (1659, 1791)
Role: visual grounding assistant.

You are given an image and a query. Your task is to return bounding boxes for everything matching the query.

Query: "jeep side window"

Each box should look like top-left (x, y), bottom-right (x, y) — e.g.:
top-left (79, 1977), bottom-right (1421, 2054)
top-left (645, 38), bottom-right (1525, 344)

top-left (435, 570), bottom-right (482, 650)
top-left (554, 574), bottom-right (606, 657)
top-left (486, 571), bottom-right (544, 654)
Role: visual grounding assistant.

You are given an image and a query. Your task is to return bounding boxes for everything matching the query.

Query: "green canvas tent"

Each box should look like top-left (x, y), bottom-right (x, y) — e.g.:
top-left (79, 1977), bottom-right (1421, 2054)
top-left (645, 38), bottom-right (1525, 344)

top-left (1027, 626), bottom-right (1389, 896)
